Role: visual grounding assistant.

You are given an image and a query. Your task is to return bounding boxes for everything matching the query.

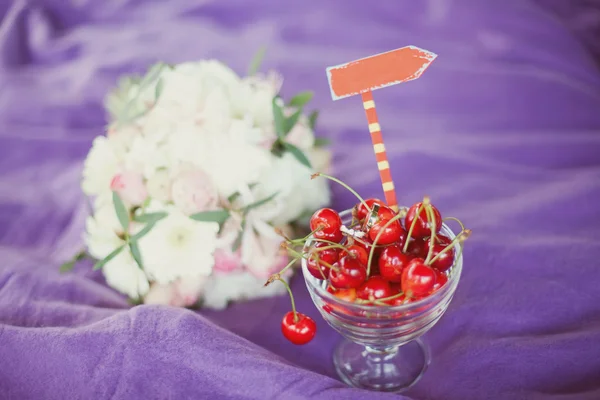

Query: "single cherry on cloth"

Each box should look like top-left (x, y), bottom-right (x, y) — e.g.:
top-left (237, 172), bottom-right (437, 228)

top-left (310, 208), bottom-right (343, 242)
top-left (423, 239), bottom-right (455, 272)
top-left (345, 244), bottom-right (369, 265)
top-left (379, 245), bottom-right (411, 283)
top-left (357, 276), bottom-right (394, 301)
top-left (401, 258), bottom-right (437, 297)
top-left (281, 311), bottom-right (317, 345)
top-left (329, 256), bottom-right (368, 289)
top-left (405, 202), bottom-right (442, 239)
top-left (306, 242), bottom-right (340, 279)
top-left (354, 198), bottom-right (385, 220)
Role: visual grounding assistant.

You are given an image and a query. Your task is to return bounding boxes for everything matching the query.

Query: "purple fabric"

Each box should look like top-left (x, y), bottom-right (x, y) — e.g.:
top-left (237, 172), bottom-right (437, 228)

top-left (2, 0), bottom-right (600, 399)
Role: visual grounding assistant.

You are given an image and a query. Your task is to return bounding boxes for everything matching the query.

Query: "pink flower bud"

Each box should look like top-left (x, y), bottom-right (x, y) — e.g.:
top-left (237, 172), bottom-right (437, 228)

top-left (171, 168), bottom-right (219, 215)
top-left (110, 171), bottom-right (148, 205)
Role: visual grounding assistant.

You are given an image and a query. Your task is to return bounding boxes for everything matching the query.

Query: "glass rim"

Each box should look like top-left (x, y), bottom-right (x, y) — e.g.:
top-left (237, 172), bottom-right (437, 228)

top-left (301, 208), bottom-right (463, 313)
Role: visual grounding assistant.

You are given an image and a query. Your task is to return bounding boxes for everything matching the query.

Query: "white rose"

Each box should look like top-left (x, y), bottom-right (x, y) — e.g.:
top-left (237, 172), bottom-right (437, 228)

top-left (171, 165), bottom-right (219, 215)
top-left (81, 136), bottom-right (121, 196)
top-left (137, 204), bottom-right (220, 284)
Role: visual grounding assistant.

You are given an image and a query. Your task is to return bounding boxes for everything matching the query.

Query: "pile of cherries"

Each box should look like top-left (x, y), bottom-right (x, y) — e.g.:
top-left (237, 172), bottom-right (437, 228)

top-left (268, 192), bottom-right (469, 345)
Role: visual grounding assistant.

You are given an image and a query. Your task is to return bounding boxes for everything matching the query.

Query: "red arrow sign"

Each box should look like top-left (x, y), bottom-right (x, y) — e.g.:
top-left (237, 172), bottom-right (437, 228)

top-left (324, 45), bottom-right (437, 210)
top-left (326, 45), bottom-right (437, 100)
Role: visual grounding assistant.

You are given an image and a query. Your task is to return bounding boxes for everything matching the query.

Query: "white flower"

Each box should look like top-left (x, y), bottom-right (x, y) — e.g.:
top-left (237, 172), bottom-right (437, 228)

top-left (167, 131), bottom-right (272, 198)
top-left (138, 203), bottom-right (220, 284)
top-left (84, 195), bottom-right (149, 299)
top-left (81, 136), bottom-right (121, 196)
top-left (230, 71), bottom-right (282, 130)
top-left (146, 169), bottom-right (172, 203)
top-left (157, 60), bottom-right (239, 122)
top-left (253, 152), bottom-right (330, 225)
top-left (103, 250), bottom-right (150, 299)
top-left (201, 270), bottom-right (288, 310)
top-left (144, 275), bottom-right (208, 307)
top-left (84, 193), bottom-right (124, 259)
top-left (104, 63), bottom-right (166, 124)
top-left (285, 117), bottom-right (315, 151)
top-left (171, 165), bottom-right (219, 215)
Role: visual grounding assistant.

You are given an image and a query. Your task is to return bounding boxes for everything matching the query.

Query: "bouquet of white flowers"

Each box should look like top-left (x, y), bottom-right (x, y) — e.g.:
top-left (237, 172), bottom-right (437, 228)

top-left (62, 56), bottom-right (332, 309)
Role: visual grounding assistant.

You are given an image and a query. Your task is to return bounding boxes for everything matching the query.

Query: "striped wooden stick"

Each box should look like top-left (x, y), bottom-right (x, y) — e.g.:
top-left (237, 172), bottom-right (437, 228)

top-left (361, 90), bottom-right (398, 211)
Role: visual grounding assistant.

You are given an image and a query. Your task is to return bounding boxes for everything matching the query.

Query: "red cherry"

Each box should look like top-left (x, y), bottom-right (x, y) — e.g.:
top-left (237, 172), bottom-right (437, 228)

top-left (310, 208), bottom-right (343, 242)
top-left (387, 293), bottom-right (407, 306)
top-left (423, 239), bottom-right (455, 272)
top-left (281, 311), bottom-right (316, 345)
top-left (329, 256), bottom-right (367, 289)
top-left (345, 244), bottom-right (369, 265)
top-left (435, 235), bottom-right (452, 246)
top-left (404, 202), bottom-right (442, 239)
top-left (401, 258), bottom-right (437, 297)
top-left (405, 237), bottom-right (427, 259)
top-left (327, 286), bottom-right (357, 302)
top-left (431, 270), bottom-right (448, 293)
top-left (378, 245), bottom-right (411, 283)
top-left (357, 276), bottom-right (394, 301)
top-left (368, 218), bottom-right (404, 246)
top-left (306, 242), bottom-right (340, 279)
top-left (354, 198), bottom-right (385, 220)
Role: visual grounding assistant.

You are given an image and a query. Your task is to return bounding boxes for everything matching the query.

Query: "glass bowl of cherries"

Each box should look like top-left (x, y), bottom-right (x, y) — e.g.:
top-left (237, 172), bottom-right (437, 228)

top-left (265, 174), bottom-right (470, 393)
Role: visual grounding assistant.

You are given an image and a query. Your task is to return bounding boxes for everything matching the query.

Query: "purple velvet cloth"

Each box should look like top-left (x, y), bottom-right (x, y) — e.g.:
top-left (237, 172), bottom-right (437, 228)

top-left (1, 1), bottom-right (600, 399)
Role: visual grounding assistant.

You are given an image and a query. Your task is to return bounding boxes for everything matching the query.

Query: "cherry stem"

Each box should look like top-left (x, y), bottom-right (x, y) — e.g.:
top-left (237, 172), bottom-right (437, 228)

top-left (309, 243), bottom-right (347, 252)
top-left (424, 204), bottom-right (437, 264)
top-left (358, 291), bottom-right (406, 306)
top-left (310, 253), bottom-right (328, 280)
top-left (311, 173), bottom-right (371, 217)
top-left (402, 199), bottom-right (428, 253)
top-left (428, 229), bottom-right (471, 265)
top-left (277, 277), bottom-right (299, 323)
top-left (442, 216), bottom-right (465, 232)
top-left (366, 210), bottom-right (406, 276)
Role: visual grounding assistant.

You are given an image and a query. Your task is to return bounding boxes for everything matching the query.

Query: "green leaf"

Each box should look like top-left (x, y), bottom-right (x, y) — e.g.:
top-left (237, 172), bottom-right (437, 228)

top-left (247, 46), bottom-right (267, 76)
top-left (283, 142), bottom-right (312, 169)
top-left (272, 97), bottom-right (286, 139)
top-left (189, 210), bottom-right (231, 226)
top-left (314, 137), bottom-right (331, 147)
top-left (232, 221), bottom-right (246, 252)
top-left (288, 91), bottom-right (313, 108)
top-left (60, 261), bottom-right (75, 273)
top-left (284, 110), bottom-right (301, 134)
top-left (242, 192), bottom-right (279, 213)
top-left (112, 191), bottom-right (130, 232)
top-left (308, 110), bottom-right (319, 131)
top-left (129, 241), bottom-right (144, 270)
top-left (155, 78), bottom-right (164, 100)
top-left (133, 212), bottom-right (168, 224)
top-left (131, 222), bottom-right (156, 242)
top-left (93, 245), bottom-right (125, 271)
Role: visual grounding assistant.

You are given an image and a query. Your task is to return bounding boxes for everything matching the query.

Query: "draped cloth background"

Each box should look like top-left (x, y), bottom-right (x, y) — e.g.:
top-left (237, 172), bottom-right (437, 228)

top-left (1, 1), bottom-right (600, 399)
